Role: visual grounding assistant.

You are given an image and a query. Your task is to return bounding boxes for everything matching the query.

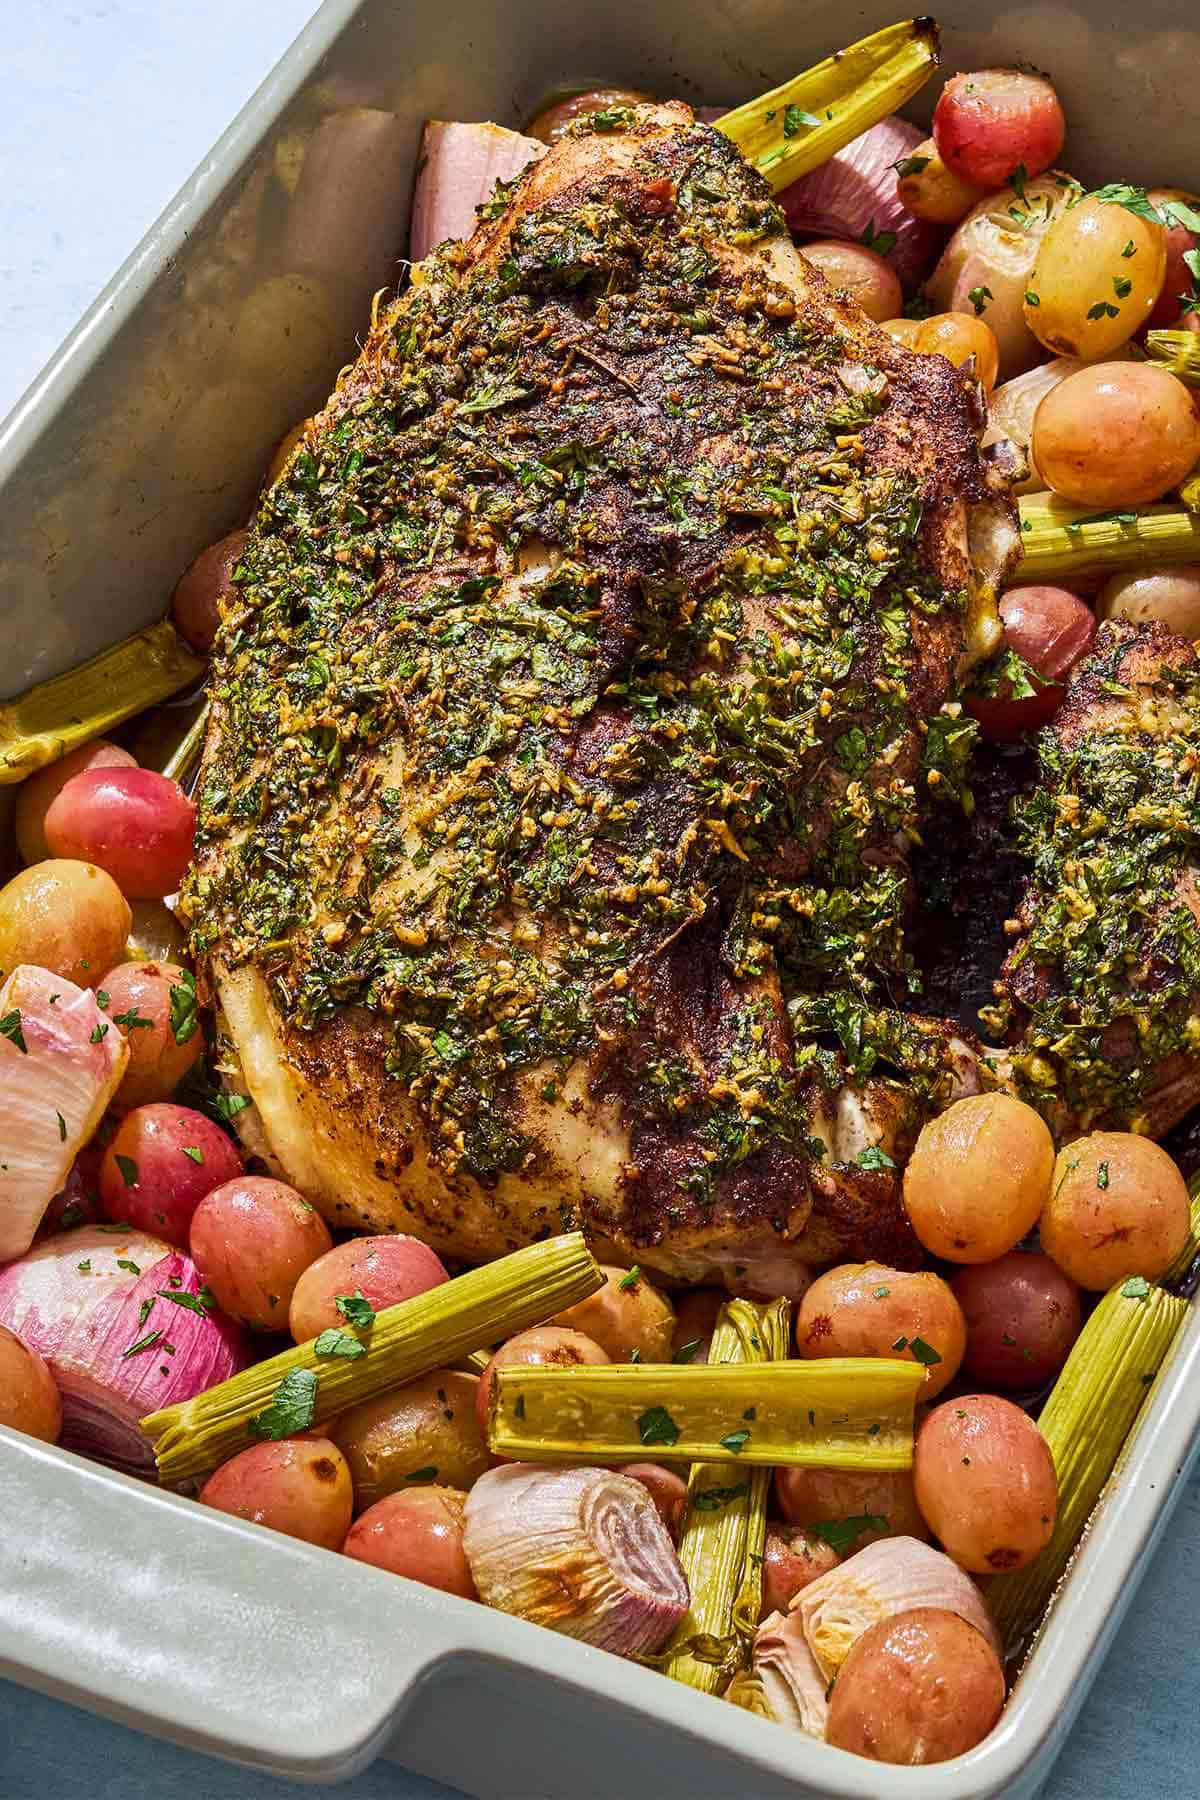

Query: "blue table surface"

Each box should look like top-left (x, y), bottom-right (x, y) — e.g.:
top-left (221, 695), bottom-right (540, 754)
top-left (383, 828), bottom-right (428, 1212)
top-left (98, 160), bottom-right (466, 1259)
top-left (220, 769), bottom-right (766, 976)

top-left (1, 4), bottom-right (1198, 1795)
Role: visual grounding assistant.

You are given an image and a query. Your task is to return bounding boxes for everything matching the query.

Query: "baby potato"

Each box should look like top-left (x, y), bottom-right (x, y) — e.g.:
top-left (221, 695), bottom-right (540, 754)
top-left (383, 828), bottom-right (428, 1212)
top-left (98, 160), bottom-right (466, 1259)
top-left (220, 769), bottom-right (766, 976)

top-left (526, 87), bottom-right (651, 144)
top-left (476, 1325), bottom-right (610, 1435)
top-left (0, 859), bottom-right (131, 990)
top-left (289, 1234), bottom-right (448, 1342)
top-left (800, 240), bottom-right (902, 324)
top-left (826, 1607), bottom-right (1005, 1763)
top-left (15, 740), bottom-right (135, 866)
top-left (1025, 195), bottom-right (1166, 359)
top-left (903, 1093), bottom-right (1055, 1262)
top-left (330, 1368), bottom-right (490, 1509)
top-left (1097, 565), bottom-right (1200, 639)
top-left (774, 1465), bottom-right (929, 1546)
top-left (911, 311), bottom-right (1000, 392)
top-left (171, 528), bottom-right (249, 654)
top-left (914, 1395), bottom-right (1057, 1573)
top-left (0, 1325), bottom-right (62, 1442)
top-left (671, 1288), bottom-right (723, 1363)
top-left (200, 1436), bottom-right (353, 1549)
top-left (551, 1264), bottom-right (675, 1362)
top-left (1040, 1132), bottom-right (1189, 1290)
top-left (895, 138), bottom-right (987, 226)
top-left (343, 1486), bottom-right (476, 1598)
top-left (760, 1524), bottom-right (840, 1617)
top-left (100, 960), bottom-right (203, 1108)
top-left (796, 1263), bottom-right (965, 1399)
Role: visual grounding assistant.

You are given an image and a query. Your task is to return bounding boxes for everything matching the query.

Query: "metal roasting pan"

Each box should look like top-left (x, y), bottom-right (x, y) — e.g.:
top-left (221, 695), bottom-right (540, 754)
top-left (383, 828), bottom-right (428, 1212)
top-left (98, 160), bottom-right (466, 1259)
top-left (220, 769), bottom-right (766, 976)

top-left (2, 1), bottom-right (1199, 1793)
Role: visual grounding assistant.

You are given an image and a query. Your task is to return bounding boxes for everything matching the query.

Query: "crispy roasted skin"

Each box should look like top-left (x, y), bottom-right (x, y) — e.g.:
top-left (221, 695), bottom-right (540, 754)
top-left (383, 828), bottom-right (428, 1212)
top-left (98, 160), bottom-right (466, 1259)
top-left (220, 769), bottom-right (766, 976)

top-left (187, 102), bottom-right (1016, 1282)
top-left (990, 620), bottom-right (1200, 1137)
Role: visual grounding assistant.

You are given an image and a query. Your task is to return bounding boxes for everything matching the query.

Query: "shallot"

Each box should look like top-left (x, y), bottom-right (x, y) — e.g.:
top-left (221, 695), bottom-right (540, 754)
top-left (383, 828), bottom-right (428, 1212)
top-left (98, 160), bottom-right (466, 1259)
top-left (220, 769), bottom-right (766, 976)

top-left (410, 122), bottom-right (545, 262)
top-left (0, 966), bottom-right (128, 1261)
top-left (777, 117), bottom-right (944, 293)
top-left (0, 1226), bottom-right (245, 1474)
top-left (463, 1463), bottom-right (689, 1656)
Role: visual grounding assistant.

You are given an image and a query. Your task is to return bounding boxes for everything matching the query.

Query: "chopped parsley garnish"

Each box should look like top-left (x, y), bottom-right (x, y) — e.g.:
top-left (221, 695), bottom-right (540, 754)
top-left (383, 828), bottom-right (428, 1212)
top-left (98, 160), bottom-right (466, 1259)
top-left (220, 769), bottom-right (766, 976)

top-left (693, 1483), bottom-right (749, 1512)
top-left (894, 153), bottom-right (930, 178)
top-left (113, 1007), bottom-right (154, 1032)
top-left (967, 285), bottom-right (993, 316)
top-left (56, 1110), bottom-right (67, 1143)
top-left (314, 1328), bottom-right (367, 1360)
top-left (76, 1259), bottom-right (92, 1273)
top-left (782, 104), bottom-right (821, 136)
top-left (810, 1514), bottom-right (887, 1554)
top-left (248, 1367), bottom-right (319, 1440)
top-left (334, 1290), bottom-right (376, 1328)
top-left (0, 1010), bottom-right (27, 1054)
top-left (857, 1145), bottom-right (896, 1171)
top-left (116, 1259), bottom-right (141, 1276)
top-left (59, 1203), bottom-right (86, 1229)
top-left (720, 1428), bottom-right (750, 1454)
top-left (211, 1092), bottom-right (251, 1123)
top-left (1024, 290), bottom-right (1041, 307)
top-left (638, 1404), bottom-right (681, 1447)
top-left (1097, 1160), bottom-right (1110, 1190)
top-left (1121, 1276), bottom-right (1151, 1300)
top-left (181, 1145), bottom-right (204, 1164)
top-left (909, 1337), bottom-right (942, 1366)
top-left (121, 1330), bottom-right (163, 1359)
top-left (89, 1023), bottom-right (109, 1043)
top-left (114, 1154), bottom-right (139, 1188)
top-left (156, 1286), bottom-right (215, 1315)
top-left (169, 969), bottom-right (200, 1045)
top-left (673, 1338), bottom-right (703, 1364)
top-left (618, 1265), bottom-right (641, 1290)
top-left (860, 219), bottom-right (897, 257)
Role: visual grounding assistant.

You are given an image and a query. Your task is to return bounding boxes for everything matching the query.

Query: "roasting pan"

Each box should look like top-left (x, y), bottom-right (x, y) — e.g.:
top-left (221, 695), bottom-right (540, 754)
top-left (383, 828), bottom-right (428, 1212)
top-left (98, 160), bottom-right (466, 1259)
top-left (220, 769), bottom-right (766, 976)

top-left (2, 0), bottom-right (1199, 1793)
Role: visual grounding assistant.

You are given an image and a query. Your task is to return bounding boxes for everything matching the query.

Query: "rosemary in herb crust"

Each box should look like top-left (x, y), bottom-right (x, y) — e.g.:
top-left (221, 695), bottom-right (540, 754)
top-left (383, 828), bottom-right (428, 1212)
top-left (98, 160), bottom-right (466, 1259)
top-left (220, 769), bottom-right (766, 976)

top-left (183, 103), bottom-right (1009, 1267)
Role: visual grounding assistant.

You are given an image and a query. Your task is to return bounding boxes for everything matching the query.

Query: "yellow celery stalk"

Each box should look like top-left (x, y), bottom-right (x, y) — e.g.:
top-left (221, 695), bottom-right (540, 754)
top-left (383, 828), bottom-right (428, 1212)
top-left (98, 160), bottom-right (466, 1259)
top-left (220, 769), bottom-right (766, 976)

top-left (662, 1297), bottom-right (789, 1695)
top-left (488, 1356), bottom-right (923, 1468)
top-left (1015, 491), bottom-right (1200, 582)
top-left (717, 19), bottom-right (940, 195)
top-left (144, 1232), bottom-right (602, 1488)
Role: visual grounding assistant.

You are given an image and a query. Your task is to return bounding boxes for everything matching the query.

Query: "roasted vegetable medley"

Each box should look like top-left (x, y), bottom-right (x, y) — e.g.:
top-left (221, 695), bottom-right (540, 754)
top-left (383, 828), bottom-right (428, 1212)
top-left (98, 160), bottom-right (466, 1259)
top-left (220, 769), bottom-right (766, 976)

top-left (3, 17), bottom-right (1200, 1775)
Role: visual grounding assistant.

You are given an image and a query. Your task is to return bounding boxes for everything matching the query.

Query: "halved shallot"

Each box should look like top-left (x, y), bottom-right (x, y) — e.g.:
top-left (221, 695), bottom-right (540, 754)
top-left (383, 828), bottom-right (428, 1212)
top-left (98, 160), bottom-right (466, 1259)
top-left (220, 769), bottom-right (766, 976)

top-left (0, 1226), bottom-right (246, 1475)
top-left (777, 118), bottom-right (944, 292)
top-left (463, 1463), bottom-right (689, 1657)
top-left (410, 122), bottom-right (545, 262)
top-left (0, 965), bottom-right (128, 1261)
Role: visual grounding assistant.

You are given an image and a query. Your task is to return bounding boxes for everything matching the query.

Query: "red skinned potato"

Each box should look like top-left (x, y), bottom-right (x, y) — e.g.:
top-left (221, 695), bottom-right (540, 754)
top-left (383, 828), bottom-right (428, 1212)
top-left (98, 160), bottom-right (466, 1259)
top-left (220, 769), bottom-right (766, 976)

top-left (551, 1263), bottom-right (675, 1362)
top-left (1032, 363), bottom-right (1200, 508)
top-left (476, 1325), bottom-right (610, 1435)
top-left (903, 1093), bottom-right (1056, 1261)
top-left (800, 240), bottom-right (902, 323)
top-left (760, 1523), bottom-right (840, 1616)
top-left (951, 1252), bottom-right (1082, 1390)
top-left (914, 1395), bottom-right (1057, 1573)
top-left (796, 1264), bottom-right (965, 1399)
top-left (15, 741), bottom-right (136, 866)
top-left (967, 587), bottom-right (1096, 743)
top-left (933, 69), bottom-right (1066, 189)
top-left (200, 1436), bottom-right (353, 1549)
top-left (774, 1465), bottom-right (930, 1547)
top-left (526, 87), bottom-right (651, 144)
top-left (617, 1463), bottom-right (688, 1538)
top-left (99, 1103), bottom-right (244, 1246)
top-left (1147, 189), bottom-right (1200, 330)
top-left (44, 768), bottom-right (196, 900)
top-left (100, 961), bottom-right (203, 1108)
top-left (343, 1486), bottom-right (477, 1597)
top-left (825, 1607), bottom-right (1005, 1763)
top-left (171, 529), bottom-right (249, 653)
top-left (190, 1177), bottom-right (333, 1330)
top-left (288, 1234), bottom-right (448, 1343)
top-left (0, 1324), bottom-right (63, 1441)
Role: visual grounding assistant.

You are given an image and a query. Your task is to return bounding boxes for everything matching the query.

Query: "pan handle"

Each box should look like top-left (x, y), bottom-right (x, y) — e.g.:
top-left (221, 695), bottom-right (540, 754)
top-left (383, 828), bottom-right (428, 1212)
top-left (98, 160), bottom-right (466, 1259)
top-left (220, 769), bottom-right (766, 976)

top-left (0, 1431), bottom-right (460, 1781)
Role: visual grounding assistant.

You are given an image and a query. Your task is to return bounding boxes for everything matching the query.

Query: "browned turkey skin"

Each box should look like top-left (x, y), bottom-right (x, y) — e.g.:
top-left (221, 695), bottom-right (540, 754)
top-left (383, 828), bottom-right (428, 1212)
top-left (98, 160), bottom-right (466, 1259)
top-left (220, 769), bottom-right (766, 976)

top-left (186, 101), bottom-right (1021, 1287)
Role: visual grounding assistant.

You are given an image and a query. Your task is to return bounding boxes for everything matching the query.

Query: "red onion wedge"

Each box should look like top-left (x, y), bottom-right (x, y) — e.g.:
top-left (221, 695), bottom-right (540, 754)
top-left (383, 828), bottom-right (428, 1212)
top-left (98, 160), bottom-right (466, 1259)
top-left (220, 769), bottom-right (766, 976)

top-left (0, 966), bottom-right (128, 1261)
top-left (463, 1463), bottom-right (689, 1657)
top-left (777, 117), bottom-right (944, 293)
top-left (410, 122), bottom-right (545, 262)
top-left (0, 1226), bottom-right (247, 1476)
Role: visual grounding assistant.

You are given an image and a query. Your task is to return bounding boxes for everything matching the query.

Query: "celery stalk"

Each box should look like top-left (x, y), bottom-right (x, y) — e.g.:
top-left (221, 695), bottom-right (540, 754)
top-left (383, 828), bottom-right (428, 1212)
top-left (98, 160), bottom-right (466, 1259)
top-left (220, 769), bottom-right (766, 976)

top-left (1015, 491), bottom-right (1200, 582)
top-left (987, 1280), bottom-right (1188, 1658)
top-left (662, 1298), bottom-right (789, 1695)
top-left (1145, 329), bottom-right (1200, 389)
top-left (143, 1232), bottom-right (602, 1487)
top-left (0, 621), bottom-right (203, 785)
top-left (717, 19), bottom-right (940, 195)
top-left (488, 1356), bottom-right (923, 1468)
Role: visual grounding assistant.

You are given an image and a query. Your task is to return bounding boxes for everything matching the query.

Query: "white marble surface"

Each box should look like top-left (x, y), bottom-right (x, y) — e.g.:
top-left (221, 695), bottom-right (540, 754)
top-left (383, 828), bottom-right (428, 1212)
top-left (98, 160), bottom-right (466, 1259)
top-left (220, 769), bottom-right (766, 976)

top-left (2, 6), bottom-right (1200, 1798)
